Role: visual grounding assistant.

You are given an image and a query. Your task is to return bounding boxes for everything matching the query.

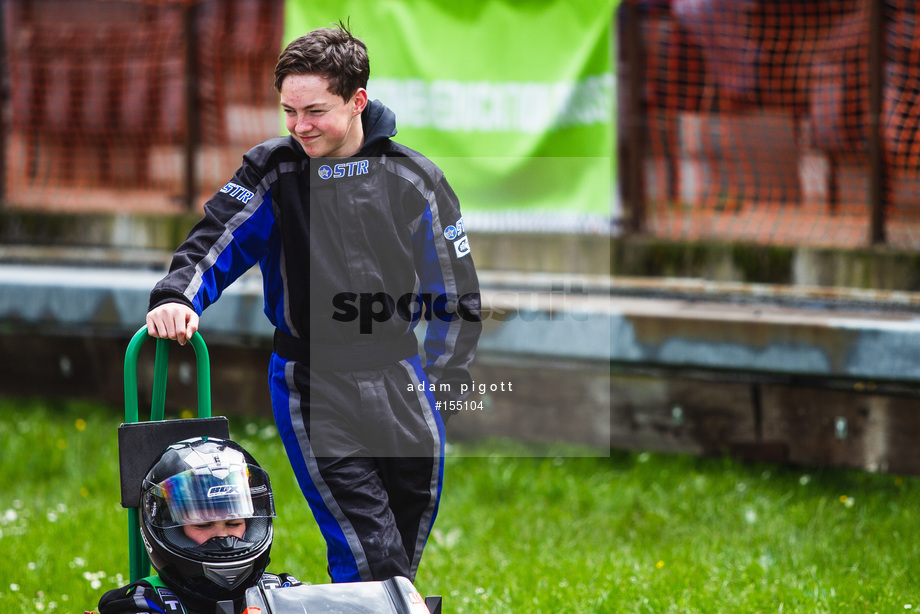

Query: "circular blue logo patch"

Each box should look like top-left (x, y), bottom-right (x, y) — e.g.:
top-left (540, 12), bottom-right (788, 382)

top-left (318, 165), bottom-right (333, 180)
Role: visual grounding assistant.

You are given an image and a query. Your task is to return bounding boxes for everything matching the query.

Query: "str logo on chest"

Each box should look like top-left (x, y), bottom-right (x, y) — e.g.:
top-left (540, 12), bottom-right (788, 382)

top-left (318, 160), bottom-right (370, 180)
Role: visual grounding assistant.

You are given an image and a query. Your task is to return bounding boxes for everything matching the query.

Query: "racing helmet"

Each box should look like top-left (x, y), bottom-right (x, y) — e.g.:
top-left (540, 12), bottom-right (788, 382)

top-left (139, 437), bottom-right (275, 606)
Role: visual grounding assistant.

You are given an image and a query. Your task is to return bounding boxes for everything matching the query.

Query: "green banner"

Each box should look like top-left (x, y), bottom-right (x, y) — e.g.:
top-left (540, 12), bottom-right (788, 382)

top-left (285, 0), bottom-right (617, 221)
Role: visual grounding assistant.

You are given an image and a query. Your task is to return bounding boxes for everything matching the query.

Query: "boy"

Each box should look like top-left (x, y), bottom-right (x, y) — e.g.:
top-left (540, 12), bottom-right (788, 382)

top-left (145, 22), bottom-right (481, 583)
top-left (96, 437), bottom-right (300, 613)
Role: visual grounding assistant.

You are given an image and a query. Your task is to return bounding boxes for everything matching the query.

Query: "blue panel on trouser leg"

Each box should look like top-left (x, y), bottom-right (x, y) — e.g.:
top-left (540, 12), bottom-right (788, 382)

top-left (405, 355), bottom-right (445, 561)
top-left (268, 354), bottom-right (364, 582)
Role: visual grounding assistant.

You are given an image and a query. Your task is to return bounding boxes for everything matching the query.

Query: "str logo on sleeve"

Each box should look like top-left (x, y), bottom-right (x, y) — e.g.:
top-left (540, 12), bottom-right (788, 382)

top-left (443, 217), bottom-right (465, 240)
top-left (220, 182), bottom-right (255, 204)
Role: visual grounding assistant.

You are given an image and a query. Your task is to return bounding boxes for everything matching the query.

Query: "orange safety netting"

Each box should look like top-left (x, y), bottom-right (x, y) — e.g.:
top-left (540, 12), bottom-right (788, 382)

top-left (623, 0), bottom-right (920, 248)
top-left (3, 0), bottom-right (283, 214)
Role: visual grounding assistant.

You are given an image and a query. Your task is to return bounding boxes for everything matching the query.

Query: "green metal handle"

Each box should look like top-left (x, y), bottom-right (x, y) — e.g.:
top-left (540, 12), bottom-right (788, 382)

top-left (123, 326), bottom-right (211, 423)
top-left (123, 325), bottom-right (212, 581)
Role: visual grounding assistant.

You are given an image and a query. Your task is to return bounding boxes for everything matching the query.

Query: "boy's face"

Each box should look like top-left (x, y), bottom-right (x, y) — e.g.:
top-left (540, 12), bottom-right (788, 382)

top-left (280, 74), bottom-right (368, 159)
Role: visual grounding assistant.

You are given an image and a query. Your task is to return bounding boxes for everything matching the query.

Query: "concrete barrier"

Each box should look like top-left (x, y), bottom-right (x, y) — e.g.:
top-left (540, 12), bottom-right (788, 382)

top-left (4, 259), bottom-right (920, 472)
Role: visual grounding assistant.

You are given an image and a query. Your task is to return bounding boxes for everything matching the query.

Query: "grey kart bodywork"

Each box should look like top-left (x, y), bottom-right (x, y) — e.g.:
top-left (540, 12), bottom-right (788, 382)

top-left (240, 575), bottom-right (441, 614)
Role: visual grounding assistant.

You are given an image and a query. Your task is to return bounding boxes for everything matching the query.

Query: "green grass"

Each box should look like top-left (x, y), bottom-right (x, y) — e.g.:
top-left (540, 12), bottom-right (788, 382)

top-left (1, 397), bottom-right (919, 612)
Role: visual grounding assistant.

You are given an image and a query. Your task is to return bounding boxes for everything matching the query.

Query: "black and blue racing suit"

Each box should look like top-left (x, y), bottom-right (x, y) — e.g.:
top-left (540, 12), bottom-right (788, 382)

top-left (148, 100), bottom-right (481, 583)
top-left (97, 572), bottom-right (300, 613)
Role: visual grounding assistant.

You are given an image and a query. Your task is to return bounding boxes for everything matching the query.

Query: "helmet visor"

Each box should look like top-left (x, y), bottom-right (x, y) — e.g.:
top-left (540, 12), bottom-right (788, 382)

top-left (143, 463), bottom-right (274, 528)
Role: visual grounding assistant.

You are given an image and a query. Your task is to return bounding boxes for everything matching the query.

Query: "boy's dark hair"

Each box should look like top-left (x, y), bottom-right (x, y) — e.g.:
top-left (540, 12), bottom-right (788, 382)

top-left (274, 20), bottom-right (369, 100)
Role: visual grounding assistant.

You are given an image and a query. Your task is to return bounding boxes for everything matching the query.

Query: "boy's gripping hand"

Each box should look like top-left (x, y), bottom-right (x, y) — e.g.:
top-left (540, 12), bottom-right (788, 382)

top-left (146, 302), bottom-right (199, 346)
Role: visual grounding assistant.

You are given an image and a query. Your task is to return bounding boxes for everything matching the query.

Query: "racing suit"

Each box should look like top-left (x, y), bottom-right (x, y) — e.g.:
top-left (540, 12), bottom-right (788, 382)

top-left (148, 100), bottom-right (481, 583)
top-left (97, 572), bottom-right (300, 613)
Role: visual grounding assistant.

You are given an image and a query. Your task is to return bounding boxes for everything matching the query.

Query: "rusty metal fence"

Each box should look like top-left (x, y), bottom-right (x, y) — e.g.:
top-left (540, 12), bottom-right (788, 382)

top-left (618, 0), bottom-right (920, 249)
top-left (6, 0), bottom-right (920, 254)
top-left (1, 0), bottom-right (282, 214)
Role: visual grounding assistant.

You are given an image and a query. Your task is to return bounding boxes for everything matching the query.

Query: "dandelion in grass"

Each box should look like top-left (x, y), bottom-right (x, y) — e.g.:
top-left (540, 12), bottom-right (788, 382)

top-left (744, 508), bottom-right (757, 524)
top-left (799, 474), bottom-right (811, 486)
top-left (840, 495), bottom-right (855, 508)
top-left (656, 560), bottom-right (665, 569)
top-left (10, 583), bottom-right (20, 591)
top-left (31, 591), bottom-right (50, 611)
top-left (431, 527), bottom-right (462, 549)
top-left (75, 418), bottom-right (87, 431)
top-left (83, 571), bottom-right (107, 590)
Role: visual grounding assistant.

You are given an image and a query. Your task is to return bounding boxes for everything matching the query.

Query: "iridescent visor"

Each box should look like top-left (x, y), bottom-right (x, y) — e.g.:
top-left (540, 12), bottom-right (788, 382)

top-left (146, 464), bottom-right (273, 528)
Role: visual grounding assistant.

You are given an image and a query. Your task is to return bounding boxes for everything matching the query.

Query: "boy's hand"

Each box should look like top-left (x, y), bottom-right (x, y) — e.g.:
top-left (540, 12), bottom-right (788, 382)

top-left (146, 302), bottom-right (199, 346)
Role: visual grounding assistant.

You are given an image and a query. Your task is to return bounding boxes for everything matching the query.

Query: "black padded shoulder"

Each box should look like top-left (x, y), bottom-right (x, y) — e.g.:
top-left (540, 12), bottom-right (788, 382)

top-left (380, 141), bottom-right (445, 190)
top-left (243, 135), bottom-right (306, 170)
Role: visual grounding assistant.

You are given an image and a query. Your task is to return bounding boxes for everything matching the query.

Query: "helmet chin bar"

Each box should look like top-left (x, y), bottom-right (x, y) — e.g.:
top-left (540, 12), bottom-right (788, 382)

top-left (203, 559), bottom-right (256, 590)
top-left (194, 535), bottom-right (255, 554)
